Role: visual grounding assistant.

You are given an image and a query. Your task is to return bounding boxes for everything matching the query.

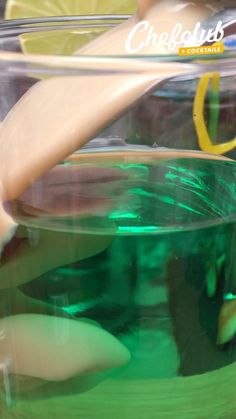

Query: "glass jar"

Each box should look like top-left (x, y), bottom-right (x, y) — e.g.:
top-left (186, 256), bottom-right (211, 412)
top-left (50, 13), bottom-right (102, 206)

top-left (0, 12), bottom-right (236, 419)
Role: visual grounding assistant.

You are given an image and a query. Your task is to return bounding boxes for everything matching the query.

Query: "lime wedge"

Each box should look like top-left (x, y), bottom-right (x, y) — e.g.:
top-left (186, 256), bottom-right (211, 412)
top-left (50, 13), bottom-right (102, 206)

top-left (5, 0), bottom-right (136, 19)
top-left (19, 28), bottom-right (107, 56)
top-left (5, 0), bottom-right (136, 55)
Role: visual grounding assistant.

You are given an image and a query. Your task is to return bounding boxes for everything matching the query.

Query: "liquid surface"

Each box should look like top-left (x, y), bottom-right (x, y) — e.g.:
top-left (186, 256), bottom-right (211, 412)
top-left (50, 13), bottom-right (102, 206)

top-left (11, 154), bottom-right (236, 233)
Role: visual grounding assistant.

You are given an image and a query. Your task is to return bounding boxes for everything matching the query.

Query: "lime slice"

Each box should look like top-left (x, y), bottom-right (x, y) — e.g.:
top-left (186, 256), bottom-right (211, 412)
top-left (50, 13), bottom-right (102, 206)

top-left (5, 0), bottom-right (136, 55)
top-left (19, 28), bottom-right (108, 56)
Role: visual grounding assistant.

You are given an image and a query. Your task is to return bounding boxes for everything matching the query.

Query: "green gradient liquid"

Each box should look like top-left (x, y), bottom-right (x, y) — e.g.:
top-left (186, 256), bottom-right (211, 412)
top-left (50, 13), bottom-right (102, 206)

top-left (4, 154), bottom-right (236, 416)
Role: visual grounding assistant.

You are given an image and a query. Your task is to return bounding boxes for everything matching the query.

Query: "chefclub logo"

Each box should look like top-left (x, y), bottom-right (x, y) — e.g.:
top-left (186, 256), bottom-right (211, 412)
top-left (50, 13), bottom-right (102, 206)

top-left (179, 43), bottom-right (224, 56)
top-left (125, 19), bottom-right (230, 55)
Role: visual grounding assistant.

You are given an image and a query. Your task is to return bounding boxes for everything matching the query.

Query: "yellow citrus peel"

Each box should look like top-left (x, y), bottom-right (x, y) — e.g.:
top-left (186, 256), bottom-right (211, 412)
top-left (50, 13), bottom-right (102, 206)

top-left (193, 72), bottom-right (236, 155)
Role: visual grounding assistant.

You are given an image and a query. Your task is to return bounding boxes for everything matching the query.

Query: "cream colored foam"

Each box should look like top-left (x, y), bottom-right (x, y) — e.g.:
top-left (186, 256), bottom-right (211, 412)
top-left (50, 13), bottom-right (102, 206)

top-left (77, 1), bottom-right (216, 56)
top-left (0, 1), bottom-right (215, 204)
top-left (0, 314), bottom-right (130, 380)
top-left (0, 185), bottom-right (17, 255)
top-left (0, 64), bottom-right (193, 202)
top-left (0, 227), bottom-right (114, 289)
top-left (137, 0), bottom-right (157, 19)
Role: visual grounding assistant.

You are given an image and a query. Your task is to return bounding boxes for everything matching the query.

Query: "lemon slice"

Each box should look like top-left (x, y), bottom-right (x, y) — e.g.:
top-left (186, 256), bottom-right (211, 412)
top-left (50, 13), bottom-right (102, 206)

top-left (5, 0), bottom-right (136, 55)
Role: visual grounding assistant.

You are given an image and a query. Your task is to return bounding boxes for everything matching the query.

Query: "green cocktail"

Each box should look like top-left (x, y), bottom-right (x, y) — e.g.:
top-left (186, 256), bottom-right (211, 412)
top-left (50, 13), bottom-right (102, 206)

top-left (2, 151), bottom-right (236, 418)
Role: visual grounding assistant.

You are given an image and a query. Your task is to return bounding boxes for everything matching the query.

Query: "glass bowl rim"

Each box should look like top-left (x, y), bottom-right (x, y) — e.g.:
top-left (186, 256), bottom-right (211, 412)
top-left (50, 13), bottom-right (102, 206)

top-left (0, 15), bottom-right (235, 74)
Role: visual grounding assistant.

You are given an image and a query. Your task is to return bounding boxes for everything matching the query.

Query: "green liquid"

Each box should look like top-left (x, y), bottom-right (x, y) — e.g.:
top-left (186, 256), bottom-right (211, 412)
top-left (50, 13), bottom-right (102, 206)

top-left (4, 154), bottom-right (236, 415)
